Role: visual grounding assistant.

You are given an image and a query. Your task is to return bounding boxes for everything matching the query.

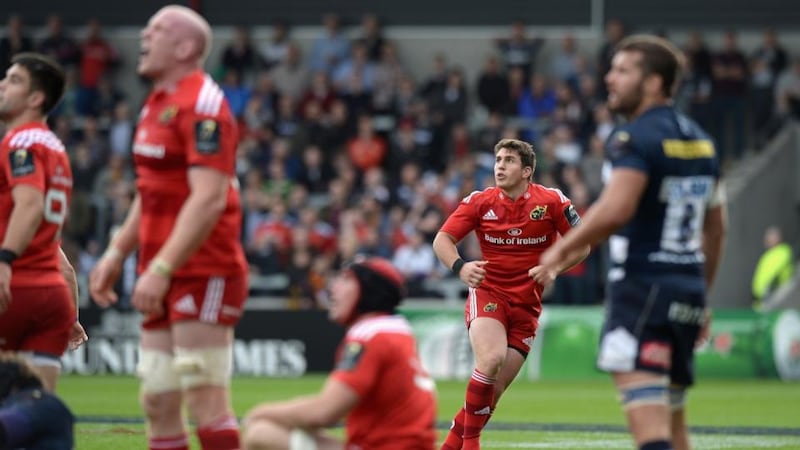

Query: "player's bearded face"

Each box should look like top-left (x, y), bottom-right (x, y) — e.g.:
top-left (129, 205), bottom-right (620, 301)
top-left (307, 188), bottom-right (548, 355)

top-left (605, 51), bottom-right (645, 117)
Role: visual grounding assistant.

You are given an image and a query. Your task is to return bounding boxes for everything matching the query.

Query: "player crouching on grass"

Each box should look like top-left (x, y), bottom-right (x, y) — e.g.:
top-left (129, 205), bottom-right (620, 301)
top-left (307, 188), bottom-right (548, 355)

top-left (0, 351), bottom-right (74, 449)
top-left (242, 257), bottom-right (437, 450)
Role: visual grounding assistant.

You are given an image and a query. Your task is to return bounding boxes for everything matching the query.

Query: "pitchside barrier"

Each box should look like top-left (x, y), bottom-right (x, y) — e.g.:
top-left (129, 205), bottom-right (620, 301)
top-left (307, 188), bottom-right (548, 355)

top-left (62, 305), bottom-right (800, 381)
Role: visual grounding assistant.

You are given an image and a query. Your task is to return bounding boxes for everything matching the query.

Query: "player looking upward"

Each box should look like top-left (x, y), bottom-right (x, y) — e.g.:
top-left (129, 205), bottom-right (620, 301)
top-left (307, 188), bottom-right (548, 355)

top-left (434, 138), bottom-right (589, 449)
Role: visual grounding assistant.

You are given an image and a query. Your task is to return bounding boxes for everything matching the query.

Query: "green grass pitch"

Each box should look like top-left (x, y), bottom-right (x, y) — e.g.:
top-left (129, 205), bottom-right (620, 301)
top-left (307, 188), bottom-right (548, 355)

top-left (61, 375), bottom-right (800, 449)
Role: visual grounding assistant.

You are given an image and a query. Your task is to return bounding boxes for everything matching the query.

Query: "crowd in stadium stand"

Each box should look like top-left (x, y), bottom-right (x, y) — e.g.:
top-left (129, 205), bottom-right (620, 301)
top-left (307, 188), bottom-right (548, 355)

top-left (1, 13), bottom-right (799, 308)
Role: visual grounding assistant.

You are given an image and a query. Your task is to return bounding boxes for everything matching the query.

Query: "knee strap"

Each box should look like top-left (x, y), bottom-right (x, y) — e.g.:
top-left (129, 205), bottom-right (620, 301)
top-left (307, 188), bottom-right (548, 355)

top-left (669, 385), bottom-right (687, 411)
top-left (619, 378), bottom-right (669, 410)
top-left (173, 346), bottom-right (232, 389)
top-left (137, 349), bottom-right (181, 394)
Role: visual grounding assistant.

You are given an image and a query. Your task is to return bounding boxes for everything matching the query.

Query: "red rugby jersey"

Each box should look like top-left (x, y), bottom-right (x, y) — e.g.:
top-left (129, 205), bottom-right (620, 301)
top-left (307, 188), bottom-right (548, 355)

top-left (332, 315), bottom-right (437, 450)
top-left (439, 183), bottom-right (578, 313)
top-left (133, 70), bottom-right (247, 277)
top-left (0, 122), bottom-right (72, 287)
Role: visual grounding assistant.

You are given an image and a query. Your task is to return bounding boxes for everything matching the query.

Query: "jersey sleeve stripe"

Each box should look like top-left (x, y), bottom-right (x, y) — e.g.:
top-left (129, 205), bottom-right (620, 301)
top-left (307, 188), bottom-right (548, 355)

top-left (9, 130), bottom-right (66, 152)
top-left (349, 316), bottom-right (412, 340)
top-left (196, 75), bottom-right (224, 116)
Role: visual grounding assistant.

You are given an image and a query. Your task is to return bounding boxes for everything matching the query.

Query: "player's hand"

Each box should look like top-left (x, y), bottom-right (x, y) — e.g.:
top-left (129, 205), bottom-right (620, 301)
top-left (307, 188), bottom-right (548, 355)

top-left (89, 256), bottom-right (123, 307)
top-left (538, 245), bottom-right (565, 271)
top-left (696, 309), bottom-right (712, 348)
top-left (460, 260), bottom-right (488, 288)
top-left (529, 264), bottom-right (558, 287)
top-left (131, 271), bottom-right (170, 317)
top-left (0, 262), bottom-right (11, 314)
top-left (68, 321), bottom-right (89, 350)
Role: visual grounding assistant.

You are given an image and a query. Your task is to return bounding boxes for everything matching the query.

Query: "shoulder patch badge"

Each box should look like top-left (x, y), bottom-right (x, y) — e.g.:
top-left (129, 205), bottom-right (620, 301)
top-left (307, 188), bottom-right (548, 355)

top-left (607, 130), bottom-right (631, 159)
top-left (9, 148), bottom-right (35, 177)
top-left (564, 204), bottom-right (581, 227)
top-left (337, 342), bottom-right (365, 371)
top-left (195, 119), bottom-right (220, 154)
top-left (530, 205), bottom-right (547, 221)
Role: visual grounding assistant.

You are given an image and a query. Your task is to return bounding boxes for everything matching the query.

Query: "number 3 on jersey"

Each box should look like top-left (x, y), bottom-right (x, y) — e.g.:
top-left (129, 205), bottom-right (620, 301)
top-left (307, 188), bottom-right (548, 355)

top-left (658, 176), bottom-right (714, 253)
top-left (44, 187), bottom-right (68, 239)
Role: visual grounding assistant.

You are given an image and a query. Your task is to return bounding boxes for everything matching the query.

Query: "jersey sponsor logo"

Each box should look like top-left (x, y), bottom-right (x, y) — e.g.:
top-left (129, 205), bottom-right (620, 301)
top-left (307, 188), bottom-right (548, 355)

top-left (195, 119), bottom-right (221, 154)
top-left (507, 228), bottom-right (522, 236)
top-left (159, 105), bottom-right (178, 123)
top-left (51, 165), bottom-right (72, 187)
top-left (484, 233), bottom-right (547, 246)
top-left (337, 342), bottom-right (365, 371)
top-left (564, 205), bottom-right (581, 227)
top-left (662, 139), bottom-right (715, 159)
top-left (133, 143), bottom-right (166, 158)
top-left (483, 302), bottom-right (497, 312)
top-left (530, 205), bottom-right (547, 220)
top-left (482, 209), bottom-right (498, 220)
top-left (9, 148), bottom-right (34, 177)
top-left (640, 341), bottom-right (672, 369)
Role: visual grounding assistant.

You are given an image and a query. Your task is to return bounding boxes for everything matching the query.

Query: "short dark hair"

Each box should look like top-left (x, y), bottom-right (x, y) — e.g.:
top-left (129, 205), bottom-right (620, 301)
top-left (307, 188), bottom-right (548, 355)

top-left (614, 34), bottom-right (685, 98)
top-left (0, 351), bottom-right (44, 400)
top-left (10, 52), bottom-right (66, 115)
top-left (494, 138), bottom-right (536, 180)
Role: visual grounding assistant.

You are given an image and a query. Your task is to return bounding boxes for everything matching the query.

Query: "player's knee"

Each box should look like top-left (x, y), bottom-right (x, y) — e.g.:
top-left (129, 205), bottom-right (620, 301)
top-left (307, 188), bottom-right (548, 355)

top-left (475, 352), bottom-right (505, 376)
top-left (140, 390), bottom-right (182, 423)
top-left (618, 378), bottom-right (669, 410)
top-left (173, 346), bottom-right (233, 390)
top-left (137, 349), bottom-right (182, 394)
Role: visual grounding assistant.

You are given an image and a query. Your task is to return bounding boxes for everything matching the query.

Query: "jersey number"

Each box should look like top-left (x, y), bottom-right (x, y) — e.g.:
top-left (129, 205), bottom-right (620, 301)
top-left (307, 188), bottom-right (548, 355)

top-left (44, 188), bottom-right (68, 239)
top-left (658, 177), bottom-right (713, 254)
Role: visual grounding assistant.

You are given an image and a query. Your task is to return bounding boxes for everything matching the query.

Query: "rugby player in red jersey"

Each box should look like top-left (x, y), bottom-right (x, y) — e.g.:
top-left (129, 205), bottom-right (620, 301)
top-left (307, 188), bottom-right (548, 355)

top-left (89, 5), bottom-right (248, 450)
top-left (434, 138), bottom-right (590, 449)
top-left (242, 258), bottom-right (437, 450)
top-left (0, 52), bottom-right (80, 391)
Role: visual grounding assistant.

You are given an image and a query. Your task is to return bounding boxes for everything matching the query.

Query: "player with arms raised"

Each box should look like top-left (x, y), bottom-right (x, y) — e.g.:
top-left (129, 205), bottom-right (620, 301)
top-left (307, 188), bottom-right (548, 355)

top-left (434, 138), bottom-right (590, 449)
top-left (89, 5), bottom-right (248, 450)
top-left (0, 52), bottom-right (82, 391)
top-left (539, 35), bottom-right (727, 450)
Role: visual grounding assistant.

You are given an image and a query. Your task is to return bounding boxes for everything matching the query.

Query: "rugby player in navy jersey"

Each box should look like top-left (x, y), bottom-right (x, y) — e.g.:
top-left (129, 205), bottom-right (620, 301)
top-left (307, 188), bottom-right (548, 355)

top-left (537, 35), bottom-right (727, 450)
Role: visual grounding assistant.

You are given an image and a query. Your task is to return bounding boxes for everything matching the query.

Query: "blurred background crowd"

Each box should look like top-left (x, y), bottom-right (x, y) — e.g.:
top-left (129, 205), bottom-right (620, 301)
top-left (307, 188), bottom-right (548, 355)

top-left (2, 12), bottom-right (799, 309)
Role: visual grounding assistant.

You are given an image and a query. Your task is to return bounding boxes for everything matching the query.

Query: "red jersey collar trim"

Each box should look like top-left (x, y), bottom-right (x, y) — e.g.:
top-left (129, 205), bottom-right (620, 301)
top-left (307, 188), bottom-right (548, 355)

top-left (6, 121), bottom-right (49, 136)
top-left (497, 183), bottom-right (534, 202)
top-left (152, 70), bottom-right (204, 96)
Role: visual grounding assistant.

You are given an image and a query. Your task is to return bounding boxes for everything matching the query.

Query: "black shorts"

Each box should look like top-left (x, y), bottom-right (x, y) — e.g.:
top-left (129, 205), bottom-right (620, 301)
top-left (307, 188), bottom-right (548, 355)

top-left (597, 278), bottom-right (706, 386)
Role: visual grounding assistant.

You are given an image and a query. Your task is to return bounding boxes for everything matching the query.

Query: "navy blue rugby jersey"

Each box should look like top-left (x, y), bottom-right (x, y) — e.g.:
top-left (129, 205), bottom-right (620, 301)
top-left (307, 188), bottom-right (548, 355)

top-left (605, 105), bottom-right (720, 288)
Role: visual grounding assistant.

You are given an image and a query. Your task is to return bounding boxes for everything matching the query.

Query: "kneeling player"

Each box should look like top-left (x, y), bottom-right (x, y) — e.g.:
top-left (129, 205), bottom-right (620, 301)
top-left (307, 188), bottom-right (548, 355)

top-left (242, 258), bottom-right (437, 450)
top-left (0, 351), bottom-right (74, 449)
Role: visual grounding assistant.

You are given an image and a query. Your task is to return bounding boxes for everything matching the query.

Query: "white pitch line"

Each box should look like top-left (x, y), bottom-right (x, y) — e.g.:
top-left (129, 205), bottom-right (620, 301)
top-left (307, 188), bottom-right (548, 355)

top-left (484, 435), bottom-right (800, 449)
